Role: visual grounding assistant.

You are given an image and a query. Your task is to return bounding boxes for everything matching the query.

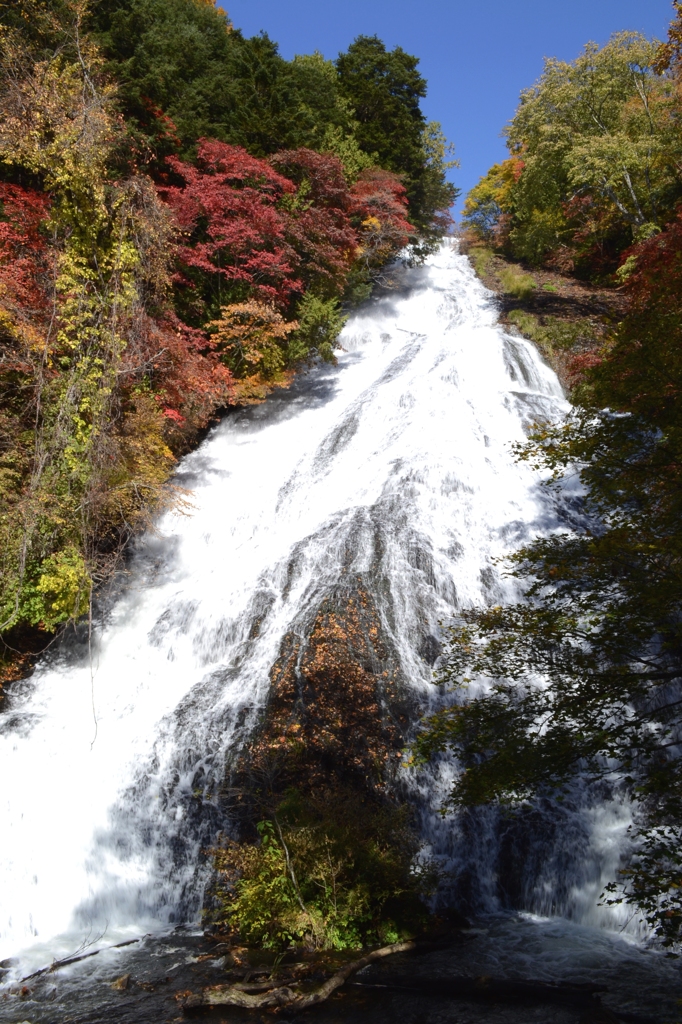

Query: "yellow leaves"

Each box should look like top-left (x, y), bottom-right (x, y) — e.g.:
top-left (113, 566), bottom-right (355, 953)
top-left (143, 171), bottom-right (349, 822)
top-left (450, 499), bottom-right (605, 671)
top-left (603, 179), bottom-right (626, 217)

top-left (32, 545), bottom-right (91, 631)
top-left (93, 393), bottom-right (179, 532)
top-left (0, 29), bottom-right (184, 636)
top-left (506, 31), bottom-right (679, 251)
top-left (463, 158), bottom-right (522, 221)
top-left (226, 371), bottom-right (294, 406)
top-left (117, 394), bottom-right (175, 485)
top-left (0, 55), bottom-right (116, 194)
top-left (361, 215), bottom-right (382, 232)
top-left (0, 299), bottom-right (43, 352)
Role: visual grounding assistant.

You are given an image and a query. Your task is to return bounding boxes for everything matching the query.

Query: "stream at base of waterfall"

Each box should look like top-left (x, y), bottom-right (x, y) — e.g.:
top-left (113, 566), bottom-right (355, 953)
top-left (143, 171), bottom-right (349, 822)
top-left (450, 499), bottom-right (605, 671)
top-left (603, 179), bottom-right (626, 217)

top-left (0, 244), bottom-right (679, 1020)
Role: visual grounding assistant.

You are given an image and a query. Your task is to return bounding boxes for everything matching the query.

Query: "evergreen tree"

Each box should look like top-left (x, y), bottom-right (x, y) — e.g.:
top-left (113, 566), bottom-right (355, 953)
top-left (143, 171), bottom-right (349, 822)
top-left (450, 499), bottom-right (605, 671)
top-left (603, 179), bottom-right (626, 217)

top-left (336, 35), bottom-right (456, 236)
top-left (89, 0), bottom-right (284, 156)
top-left (336, 36), bottom-right (426, 182)
top-left (89, 2), bottom-right (362, 162)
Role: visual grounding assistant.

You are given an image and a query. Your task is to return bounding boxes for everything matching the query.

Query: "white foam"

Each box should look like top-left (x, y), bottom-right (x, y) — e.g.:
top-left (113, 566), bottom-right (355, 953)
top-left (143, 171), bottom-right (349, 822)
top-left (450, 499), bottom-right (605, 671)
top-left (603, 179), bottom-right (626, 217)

top-left (1, 243), bottom-right (591, 968)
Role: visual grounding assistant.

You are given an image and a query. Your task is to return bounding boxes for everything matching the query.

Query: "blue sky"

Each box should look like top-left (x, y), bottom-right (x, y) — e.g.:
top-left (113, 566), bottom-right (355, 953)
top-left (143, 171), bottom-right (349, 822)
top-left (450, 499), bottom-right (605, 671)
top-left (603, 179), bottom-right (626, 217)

top-left (218, 0), bottom-right (674, 216)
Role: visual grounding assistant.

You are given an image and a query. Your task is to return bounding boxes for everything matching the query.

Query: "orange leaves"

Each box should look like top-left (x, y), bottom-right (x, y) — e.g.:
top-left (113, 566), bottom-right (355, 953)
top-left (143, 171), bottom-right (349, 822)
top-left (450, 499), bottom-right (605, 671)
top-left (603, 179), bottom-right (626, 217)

top-left (206, 300), bottom-right (298, 403)
top-left (240, 587), bottom-right (410, 803)
top-left (208, 300), bottom-right (298, 376)
top-left (653, 1), bottom-right (682, 76)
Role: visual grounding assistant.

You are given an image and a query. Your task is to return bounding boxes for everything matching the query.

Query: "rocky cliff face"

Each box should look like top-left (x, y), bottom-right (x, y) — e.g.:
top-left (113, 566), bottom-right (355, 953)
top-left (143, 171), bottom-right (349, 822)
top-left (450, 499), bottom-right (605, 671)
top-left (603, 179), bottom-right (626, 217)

top-left (224, 577), bottom-right (418, 837)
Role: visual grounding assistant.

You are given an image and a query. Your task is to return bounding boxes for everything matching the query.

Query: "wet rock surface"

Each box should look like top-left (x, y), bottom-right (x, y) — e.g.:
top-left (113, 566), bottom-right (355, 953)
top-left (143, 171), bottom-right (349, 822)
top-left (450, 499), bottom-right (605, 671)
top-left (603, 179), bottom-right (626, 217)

top-left (1, 918), bottom-right (678, 1024)
top-left (226, 581), bottom-right (415, 814)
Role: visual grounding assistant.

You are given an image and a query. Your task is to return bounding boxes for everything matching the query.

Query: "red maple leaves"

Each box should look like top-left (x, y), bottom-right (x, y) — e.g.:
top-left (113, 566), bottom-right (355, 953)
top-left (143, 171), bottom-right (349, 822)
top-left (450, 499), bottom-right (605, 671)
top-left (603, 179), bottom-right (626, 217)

top-left (0, 141), bottom-right (416, 443)
top-left (0, 183), bottom-right (51, 316)
top-left (160, 140), bottom-right (415, 312)
top-left (161, 139), bottom-right (301, 306)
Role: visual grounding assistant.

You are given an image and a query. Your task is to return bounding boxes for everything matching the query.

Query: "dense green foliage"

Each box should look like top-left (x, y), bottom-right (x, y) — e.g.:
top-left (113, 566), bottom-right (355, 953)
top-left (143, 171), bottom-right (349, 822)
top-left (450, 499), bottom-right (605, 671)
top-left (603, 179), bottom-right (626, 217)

top-left (336, 35), bottom-right (457, 239)
top-left (89, 0), bottom-right (354, 160)
top-left (463, 29), bottom-right (682, 277)
top-left (210, 789), bottom-right (431, 951)
top-left (87, 2), bottom-right (457, 234)
top-left (419, 6), bottom-right (682, 948)
top-left (0, 0), bottom-right (455, 664)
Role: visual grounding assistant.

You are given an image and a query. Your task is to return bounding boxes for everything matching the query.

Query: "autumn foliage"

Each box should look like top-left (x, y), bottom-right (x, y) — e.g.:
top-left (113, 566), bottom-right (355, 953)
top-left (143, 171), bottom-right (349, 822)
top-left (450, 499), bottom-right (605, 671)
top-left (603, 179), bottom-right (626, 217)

top-left (463, 30), bottom-right (682, 279)
top-left (162, 140), bottom-right (301, 309)
top-left (591, 209), bottom-right (682, 424)
top-left (270, 148), bottom-right (358, 296)
top-left (0, 184), bottom-right (51, 319)
top-left (0, 1), bottom-right (442, 657)
top-left (207, 300), bottom-right (298, 403)
top-left (207, 589), bottom-right (428, 951)
top-left (351, 168), bottom-right (414, 275)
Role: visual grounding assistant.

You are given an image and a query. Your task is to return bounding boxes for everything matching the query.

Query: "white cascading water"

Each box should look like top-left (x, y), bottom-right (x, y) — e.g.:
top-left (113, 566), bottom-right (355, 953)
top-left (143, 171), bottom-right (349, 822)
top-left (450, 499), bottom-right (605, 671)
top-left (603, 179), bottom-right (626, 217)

top-left (0, 244), bottom-right (658, 985)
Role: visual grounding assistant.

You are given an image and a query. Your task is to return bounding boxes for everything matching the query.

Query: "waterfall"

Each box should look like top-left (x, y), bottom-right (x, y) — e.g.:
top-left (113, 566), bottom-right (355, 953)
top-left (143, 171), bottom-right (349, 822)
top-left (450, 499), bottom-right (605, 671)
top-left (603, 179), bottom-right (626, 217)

top-left (0, 243), bottom-right (632, 972)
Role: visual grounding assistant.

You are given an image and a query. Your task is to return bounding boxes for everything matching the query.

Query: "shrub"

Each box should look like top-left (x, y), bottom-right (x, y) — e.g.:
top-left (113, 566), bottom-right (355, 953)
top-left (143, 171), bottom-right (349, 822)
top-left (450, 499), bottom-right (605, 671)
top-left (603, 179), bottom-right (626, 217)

top-left (508, 308), bottom-right (545, 343)
top-left (288, 293), bottom-right (347, 365)
top-left (469, 245), bottom-right (494, 279)
top-left (209, 789), bottom-right (433, 951)
top-left (207, 301), bottom-right (299, 399)
top-left (508, 309), bottom-right (597, 354)
top-left (23, 547), bottom-right (91, 632)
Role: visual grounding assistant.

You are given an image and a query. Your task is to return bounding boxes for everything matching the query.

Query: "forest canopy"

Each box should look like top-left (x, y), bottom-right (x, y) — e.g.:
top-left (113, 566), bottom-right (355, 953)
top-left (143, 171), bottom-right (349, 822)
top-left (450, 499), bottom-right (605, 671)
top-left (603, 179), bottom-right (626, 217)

top-left (0, 0), bottom-right (456, 665)
top-left (463, 29), bottom-right (682, 277)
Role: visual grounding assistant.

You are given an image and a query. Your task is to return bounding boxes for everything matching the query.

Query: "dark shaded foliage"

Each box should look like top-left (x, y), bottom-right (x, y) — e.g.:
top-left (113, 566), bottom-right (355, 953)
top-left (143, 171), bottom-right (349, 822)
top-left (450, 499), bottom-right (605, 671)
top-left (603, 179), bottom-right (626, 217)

top-left (417, 202), bottom-right (682, 946)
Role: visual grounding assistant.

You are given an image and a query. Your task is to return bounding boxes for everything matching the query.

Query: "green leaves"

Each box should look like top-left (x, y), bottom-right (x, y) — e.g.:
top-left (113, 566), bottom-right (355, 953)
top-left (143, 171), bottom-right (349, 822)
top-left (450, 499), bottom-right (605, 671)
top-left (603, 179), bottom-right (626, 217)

top-left (210, 790), bottom-right (430, 952)
top-left (465, 29), bottom-right (682, 275)
top-left (336, 36), bottom-right (456, 235)
top-left (415, 393), bottom-right (682, 944)
top-left (24, 546), bottom-right (91, 632)
top-left (289, 294), bottom-right (347, 365)
top-left (416, 199), bottom-right (682, 943)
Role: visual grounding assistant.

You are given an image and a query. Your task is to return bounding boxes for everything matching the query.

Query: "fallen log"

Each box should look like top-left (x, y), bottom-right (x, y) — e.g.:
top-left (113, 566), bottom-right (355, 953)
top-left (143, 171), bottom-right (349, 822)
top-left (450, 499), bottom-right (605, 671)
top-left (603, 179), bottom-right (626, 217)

top-left (21, 936), bottom-right (147, 983)
top-left (180, 939), bottom-right (416, 1011)
top-left (179, 943), bottom-right (638, 1019)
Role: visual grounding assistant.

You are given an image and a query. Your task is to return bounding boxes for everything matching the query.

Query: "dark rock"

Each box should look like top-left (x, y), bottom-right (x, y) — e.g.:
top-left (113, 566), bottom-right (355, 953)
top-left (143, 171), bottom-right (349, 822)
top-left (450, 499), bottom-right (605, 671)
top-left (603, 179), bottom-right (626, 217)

top-left (579, 1008), bottom-right (621, 1024)
top-left (419, 634), bottom-right (441, 666)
